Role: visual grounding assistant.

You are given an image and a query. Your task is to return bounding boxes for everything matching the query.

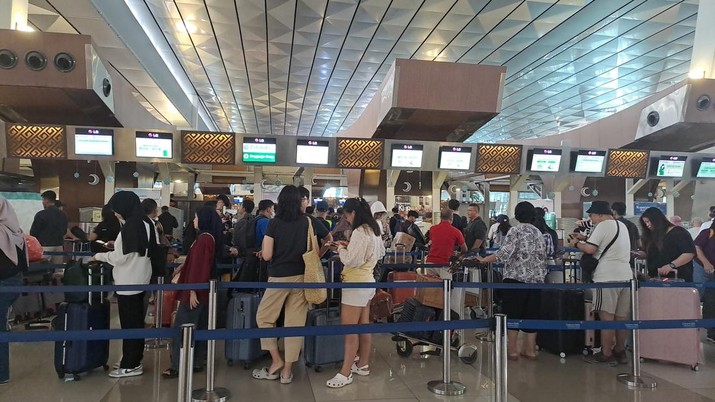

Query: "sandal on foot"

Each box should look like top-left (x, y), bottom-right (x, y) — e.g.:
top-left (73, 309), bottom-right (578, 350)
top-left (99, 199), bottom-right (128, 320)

top-left (252, 367), bottom-right (280, 380)
top-left (161, 369), bottom-right (178, 379)
top-left (520, 353), bottom-right (537, 361)
top-left (326, 373), bottom-right (353, 388)
top-left (351, 363), bottom-right (370, 376)
top-left (507, 354), bottom-right (519, 361)
top-left (280, 373), bottom-right (293, 384)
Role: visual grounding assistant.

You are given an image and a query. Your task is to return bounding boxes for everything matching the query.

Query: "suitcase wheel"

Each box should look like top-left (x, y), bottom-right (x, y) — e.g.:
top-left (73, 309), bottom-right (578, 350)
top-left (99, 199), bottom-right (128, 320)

top-left (243, 362), bottom-right (250, 370)
top-left (103, 365), bottom-right (109, 371)
top-left (559, 352), bottom-right (566, 359)
top-left (692, 364), bottom-right (699, 372)
top-left (227, 359), bottom-right (234, 367)
top-left (396, 340), bottom-right (413, 357)
top-left (314, 366), bottom-right (323, 373)
top-left (56, 370), bottom-right (64, 379)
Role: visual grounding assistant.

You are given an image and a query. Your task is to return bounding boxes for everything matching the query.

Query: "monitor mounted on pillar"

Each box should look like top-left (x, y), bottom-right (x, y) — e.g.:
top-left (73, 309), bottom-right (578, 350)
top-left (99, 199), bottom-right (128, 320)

top-left (650, 155), bottom-right (686, 178)
top-left (569, 150), bottom-right (606, 174)
top-left (526, 148), bottom-right (562, 173)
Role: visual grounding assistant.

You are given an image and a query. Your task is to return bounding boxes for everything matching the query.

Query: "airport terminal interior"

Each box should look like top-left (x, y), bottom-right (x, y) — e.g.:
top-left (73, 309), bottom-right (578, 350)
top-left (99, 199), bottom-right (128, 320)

top-left (4, 0), bottom-right (715, 401)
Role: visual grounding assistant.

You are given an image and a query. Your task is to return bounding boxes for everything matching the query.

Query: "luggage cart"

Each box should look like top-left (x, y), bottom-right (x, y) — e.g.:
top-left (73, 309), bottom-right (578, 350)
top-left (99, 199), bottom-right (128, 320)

top-left (392, 258), bottom-right (478, 365)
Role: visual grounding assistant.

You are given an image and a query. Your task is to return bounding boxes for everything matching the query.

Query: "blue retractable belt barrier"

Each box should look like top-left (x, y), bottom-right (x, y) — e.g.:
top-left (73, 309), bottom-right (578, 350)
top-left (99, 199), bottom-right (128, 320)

top-left (506, 318), bottom-right (715, 331)
top-left (43, 251), bottom-right (94, 257)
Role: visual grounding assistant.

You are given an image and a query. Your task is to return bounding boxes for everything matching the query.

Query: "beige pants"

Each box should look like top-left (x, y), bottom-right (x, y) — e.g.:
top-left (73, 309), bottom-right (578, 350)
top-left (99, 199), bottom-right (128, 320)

top-left (256, 275), bottom-right (309, 363)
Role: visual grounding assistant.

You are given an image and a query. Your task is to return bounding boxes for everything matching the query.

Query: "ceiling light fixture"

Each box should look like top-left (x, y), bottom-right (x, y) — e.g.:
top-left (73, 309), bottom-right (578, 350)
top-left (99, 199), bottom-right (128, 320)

top-left (689, 68), bottom-right (706, 79)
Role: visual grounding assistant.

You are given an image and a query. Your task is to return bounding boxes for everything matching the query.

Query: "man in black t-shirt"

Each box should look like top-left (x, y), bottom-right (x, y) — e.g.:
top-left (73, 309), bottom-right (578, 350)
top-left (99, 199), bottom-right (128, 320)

top-left (611, 202), bottom-right (640, 267)
top-left (448, 199), bottom-right (466, 232)
top-left (158, 206), bottom-right (178, 240)
top-left (30, 191), bottom-right (68, 263)
top-left (464, 203), bottom-right (487, 255)
top-left (298, 187), bottom-right (332, 251)
top-left (389, 206), bottom-right (404, 237)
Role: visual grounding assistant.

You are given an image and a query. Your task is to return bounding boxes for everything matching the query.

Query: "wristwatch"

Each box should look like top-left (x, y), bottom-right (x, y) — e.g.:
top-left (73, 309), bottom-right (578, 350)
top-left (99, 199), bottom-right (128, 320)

top-left (668, 262), bottom-right (676, 269)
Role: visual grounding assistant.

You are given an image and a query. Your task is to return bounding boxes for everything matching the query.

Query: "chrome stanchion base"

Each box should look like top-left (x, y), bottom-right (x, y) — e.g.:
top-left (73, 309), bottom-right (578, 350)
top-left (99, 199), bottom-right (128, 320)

top-left (191, 388), bottom-right (231, 402)
top-left (616, 373), bottom-right (657, 389)
top-left (145, 338), bottom-right (170, 349)
top-left (428, 380), bottom-right (466, 396)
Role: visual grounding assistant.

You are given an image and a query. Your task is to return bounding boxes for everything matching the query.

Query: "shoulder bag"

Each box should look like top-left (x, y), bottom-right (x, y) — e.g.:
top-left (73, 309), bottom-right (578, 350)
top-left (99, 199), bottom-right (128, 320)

top-left (580, 220), bottom-right (620, 282)
top-left (303, 216), bottom-right (327, 305)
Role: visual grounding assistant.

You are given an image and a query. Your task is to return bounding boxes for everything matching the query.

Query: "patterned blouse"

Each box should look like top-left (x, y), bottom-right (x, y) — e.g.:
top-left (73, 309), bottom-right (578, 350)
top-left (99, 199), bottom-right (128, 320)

top-left (494, 223), bottom-right (547, 283)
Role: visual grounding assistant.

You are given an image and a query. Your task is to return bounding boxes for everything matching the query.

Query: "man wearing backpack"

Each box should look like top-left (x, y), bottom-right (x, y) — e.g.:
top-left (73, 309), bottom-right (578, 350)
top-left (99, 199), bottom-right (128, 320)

top-left (232, 200), bottom-right (255, 255)
top-left (236, 200), bottom-right (274, 283)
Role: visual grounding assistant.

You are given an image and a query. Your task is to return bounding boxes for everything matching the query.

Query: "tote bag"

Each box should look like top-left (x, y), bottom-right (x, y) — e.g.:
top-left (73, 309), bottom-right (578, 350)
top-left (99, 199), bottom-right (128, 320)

top-left (303, 217), bottom-right (327, 304)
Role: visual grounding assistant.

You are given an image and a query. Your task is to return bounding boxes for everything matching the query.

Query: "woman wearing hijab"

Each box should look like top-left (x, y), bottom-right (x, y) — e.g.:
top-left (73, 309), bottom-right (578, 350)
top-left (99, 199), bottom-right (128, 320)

top-left (0, 196), bottom-right (27, 384)
top-left (162, 206), bottom-right (222, 378)
top-left (93, 191), bottom-right (153, 378)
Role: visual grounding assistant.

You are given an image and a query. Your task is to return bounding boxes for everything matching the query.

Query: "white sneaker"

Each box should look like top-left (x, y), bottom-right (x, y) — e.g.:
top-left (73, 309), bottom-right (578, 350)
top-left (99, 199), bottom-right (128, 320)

top-left (351, 362), bottom-right (370, 376)
top-left (109, 366), bottom-right (143, 378)
top-left (113, 362), bottom-right (142, 370)
top-left (326, 373), bottom-right (353, 388)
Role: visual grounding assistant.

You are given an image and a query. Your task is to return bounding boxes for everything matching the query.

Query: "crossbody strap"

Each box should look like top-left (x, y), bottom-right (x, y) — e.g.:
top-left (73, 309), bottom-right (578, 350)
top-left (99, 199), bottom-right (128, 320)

top-left (598, 220), bottom-right (620, 259)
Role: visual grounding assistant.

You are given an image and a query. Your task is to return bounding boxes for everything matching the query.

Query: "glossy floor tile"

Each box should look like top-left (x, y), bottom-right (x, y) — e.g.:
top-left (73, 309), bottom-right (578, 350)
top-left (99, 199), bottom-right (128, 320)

top-left (2, 328), bottom-right (715, 401)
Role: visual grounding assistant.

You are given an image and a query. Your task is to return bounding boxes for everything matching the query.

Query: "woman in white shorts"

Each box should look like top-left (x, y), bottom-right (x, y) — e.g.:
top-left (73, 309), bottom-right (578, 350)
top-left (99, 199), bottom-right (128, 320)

top-left (326, 198), bottom-right (385, 388)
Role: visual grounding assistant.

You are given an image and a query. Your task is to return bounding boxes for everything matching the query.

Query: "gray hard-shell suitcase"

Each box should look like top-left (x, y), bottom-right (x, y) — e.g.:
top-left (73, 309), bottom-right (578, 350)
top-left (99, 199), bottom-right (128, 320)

top-left (304, 261), bottom-right (344, 372)
top-left (224, 292), bottom-right (264, 369)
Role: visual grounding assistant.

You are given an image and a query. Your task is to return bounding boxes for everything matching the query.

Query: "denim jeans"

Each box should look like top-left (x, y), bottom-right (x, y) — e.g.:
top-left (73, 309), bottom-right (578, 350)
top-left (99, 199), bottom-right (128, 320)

top-left (170, 301), bottom-right (208, 371)
top-left (693, 261), bottom-right (707, 299)
top-left (0, 273), bottom-right (22, 382)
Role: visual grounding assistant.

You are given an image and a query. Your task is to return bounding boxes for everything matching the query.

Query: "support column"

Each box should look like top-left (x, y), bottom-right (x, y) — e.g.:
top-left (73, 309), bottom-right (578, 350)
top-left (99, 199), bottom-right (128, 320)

top-left (665, 180), bottom-right (675, 217)
top-left (386, 169), bottom-right (400, 211)
top-left (304, 168), bottom-right (314, 198)
top-left (432, 171), bottom-right (449, 224)
top-left (690, 0), bottom-right (715, 79)
top-left (252, 166), bottom-right (263, 202)
top-left (626, 179), bottom-right (649, 217)
top-left (508, 175), bottom-right (529, 216)
top-left (0, 0), bottom-right (29, 30)
top-left (98, 161), bottom-right (116, 204)
top-left (157, 163), bottom-right (171, 207)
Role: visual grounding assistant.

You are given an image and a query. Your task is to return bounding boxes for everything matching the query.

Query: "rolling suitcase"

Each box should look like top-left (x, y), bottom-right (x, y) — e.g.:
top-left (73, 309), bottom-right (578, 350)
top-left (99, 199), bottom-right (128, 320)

top-left (53, 263), bottom-right (110, 380)
top-left (638, 287), bottom-right (702, 370)
top-left (304, 263), bottom-right (344, 372)
top-left (537, 289), bottom-right (585, 357)
top-left (396, 298), bottom-right (437, 341)
top-left (224, 292), bottom-right (264, 368)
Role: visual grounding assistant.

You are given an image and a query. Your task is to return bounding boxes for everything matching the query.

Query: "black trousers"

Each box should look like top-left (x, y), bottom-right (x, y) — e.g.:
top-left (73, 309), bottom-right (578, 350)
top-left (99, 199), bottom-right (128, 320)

top-left (117, 292), bottom-right (146, 369)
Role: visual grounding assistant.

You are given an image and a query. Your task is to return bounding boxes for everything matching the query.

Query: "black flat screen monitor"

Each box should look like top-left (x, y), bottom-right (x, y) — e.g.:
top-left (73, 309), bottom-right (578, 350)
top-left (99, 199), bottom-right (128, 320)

top-left (136, 131), bottom-right (173, 158)
top-left (651, 155), bottom-right (686, 178)
top-left (243, 137), bottom-right (277, 163)
top-left (391, 144), bottom-right (424, 168)
top-left (296, 139), bottom-right (329, 165)
top-left (439, 146), bottom-right (472, 170)
top-left (696, 157), bottom-right (715, 179)
top-left (75, 128), bottom-right (114, 156)
top-left (527, 148), bottom-right (562, 172)
top-left (570, 150), bottom-right (607, 173)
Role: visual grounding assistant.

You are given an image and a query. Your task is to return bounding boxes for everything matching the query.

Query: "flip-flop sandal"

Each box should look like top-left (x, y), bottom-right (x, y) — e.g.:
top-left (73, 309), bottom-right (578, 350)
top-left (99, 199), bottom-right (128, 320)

top-left (252, 367), bottom-right (280, 380)
top-left (280, 373), bottom-right (293, 384)
top-left (161, 369), bottom-right (178, 379)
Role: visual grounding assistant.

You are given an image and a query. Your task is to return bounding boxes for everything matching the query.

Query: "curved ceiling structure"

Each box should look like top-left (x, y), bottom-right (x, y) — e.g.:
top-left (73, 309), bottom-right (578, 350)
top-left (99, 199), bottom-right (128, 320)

top-left (30, 0), bottom-right (700, 141)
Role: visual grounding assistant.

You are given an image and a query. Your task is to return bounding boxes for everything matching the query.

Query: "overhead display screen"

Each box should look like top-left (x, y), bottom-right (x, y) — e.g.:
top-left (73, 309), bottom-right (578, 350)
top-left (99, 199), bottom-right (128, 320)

top-left (528, 148), bottom-right (562, 172)
top-left (136, 131), bottom-right (173, 158)
top-left (243, 137), bottom-right (277, 163)
top-left (296, 139), bottom-right (329, 165)
top-left (74, 128), bottom-right (113, 156)
top-left (697, 157), bottom-right (715, 178)
top-left (652, 155), bottom-right (686, 178)
top-left (571, 150), bottom-right (606, 173)
top-left (439, 146), bottom-right (472, 170)
top-left (391, 144), bottom-right (423, 168)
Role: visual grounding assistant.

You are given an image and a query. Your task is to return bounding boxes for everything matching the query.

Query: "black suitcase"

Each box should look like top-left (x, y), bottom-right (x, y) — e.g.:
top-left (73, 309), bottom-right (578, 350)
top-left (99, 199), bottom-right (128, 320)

top-left (396, 298), bottom-right (437, 341)
top-left (53, 263), bottom-right (110, 380)
top-left (225, 292), bottom-right (264, 368)
top-left (537, 289), bottom-right (585, 357)
top-left (304, 261), bottom-right (343, 372)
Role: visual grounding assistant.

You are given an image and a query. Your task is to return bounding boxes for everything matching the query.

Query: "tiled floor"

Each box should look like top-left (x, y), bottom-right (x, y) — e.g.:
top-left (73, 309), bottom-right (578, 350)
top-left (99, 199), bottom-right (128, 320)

top-left (1, 326), bottom-right (714, 402)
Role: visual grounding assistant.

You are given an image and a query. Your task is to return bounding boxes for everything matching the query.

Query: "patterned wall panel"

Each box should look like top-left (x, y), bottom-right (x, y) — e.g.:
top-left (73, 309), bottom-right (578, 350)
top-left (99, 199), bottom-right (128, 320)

top-left (181, 131), bottom-right (235, 165)
top-left (6, 124), bottom-right (67, 159)
top-left (476, 144), bottom-right (522, 174)
top-left (337, 139), bottom-right (384, 169)
top-left (606, 149), bottom-right (649, 178)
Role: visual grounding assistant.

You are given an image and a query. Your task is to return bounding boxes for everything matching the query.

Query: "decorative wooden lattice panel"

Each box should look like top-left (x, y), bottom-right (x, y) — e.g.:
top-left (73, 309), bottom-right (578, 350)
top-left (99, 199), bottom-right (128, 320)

top-left (6, 124), bottom-right (66, 158)
top-left (476, 144), bottom-right (522, 174)
top-left (606, 150), bottom-right (649, 178)
top-left (337, 139), bottom-right (384, 169)
top-left (181, 132), bottom-right (235, 164)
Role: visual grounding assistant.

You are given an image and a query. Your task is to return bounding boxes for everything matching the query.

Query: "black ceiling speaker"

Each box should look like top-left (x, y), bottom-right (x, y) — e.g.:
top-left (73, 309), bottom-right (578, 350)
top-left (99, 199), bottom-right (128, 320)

top-left (0, 49), bottom-right (18, 69)
top-left (25, 51), bottom-right (47, 71)
top-left (102, 78), bottom-right (111, 97)
top-left (53, 52), bottom-right (75, 72)
top-left (696, 95), bottom-right (711, 111)
top-left (646, 111), bottom-right (660, 127)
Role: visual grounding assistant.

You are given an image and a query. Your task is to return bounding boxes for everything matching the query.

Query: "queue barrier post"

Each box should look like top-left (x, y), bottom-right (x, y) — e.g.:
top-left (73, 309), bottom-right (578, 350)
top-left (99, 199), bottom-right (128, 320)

top-left (178, 324), bottom-right (196, 402)
top-left (617, 278), bottom-right (657, 389)
top-left (192, 280), bottom-right (231, 402)
top-left (146, 276), bottom-right (170, 349)
top-left (428, 278), bottom-right (466, 396)
top-left (477, 263), bottom-right (495, 342)
top-left (494, 314), bottom-right (507, 402)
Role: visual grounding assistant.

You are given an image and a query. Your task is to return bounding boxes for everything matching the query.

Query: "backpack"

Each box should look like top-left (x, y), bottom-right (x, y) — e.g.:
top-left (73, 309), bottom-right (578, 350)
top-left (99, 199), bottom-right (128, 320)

top-left (234, 215), bottom-right (261, 256)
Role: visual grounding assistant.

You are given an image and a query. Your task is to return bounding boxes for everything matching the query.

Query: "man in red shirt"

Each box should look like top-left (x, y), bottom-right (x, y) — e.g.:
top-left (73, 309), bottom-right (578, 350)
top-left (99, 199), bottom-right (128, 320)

top-left (426, 209), bottom-right (467, 266)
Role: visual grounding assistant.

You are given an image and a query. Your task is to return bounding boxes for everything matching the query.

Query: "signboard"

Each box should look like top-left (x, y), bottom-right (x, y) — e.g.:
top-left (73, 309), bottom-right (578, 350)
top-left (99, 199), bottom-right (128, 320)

top-left (391, 144), bottom-right (424, 168)
top-left (75, 128), bottom-right (113, 156)
top-left (651, 155), bottom-right (686, 178)
top-left (136, 131), bottom-right (173, 158)
top-left (634, 202), bottom-right (667, 216)
top-left (527, 148), bottom-right (562, 172)
top-left (696, 157), bottom-right (715, 178)
top-left (296, 139), bottom-right (329, 165)
top-left (571, 150), bottom-right (606, 173)
top-left (243, 137), bottom-right (277, 163)
top-left (439, 146), bottom-right (472, 170)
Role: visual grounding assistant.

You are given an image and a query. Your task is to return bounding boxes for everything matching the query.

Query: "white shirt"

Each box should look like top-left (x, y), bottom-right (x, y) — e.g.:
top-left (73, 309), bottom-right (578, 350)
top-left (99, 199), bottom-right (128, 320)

top-left (94, 221), bottom-right (152, 295)
top-left (699, 220), bottom-right (713, 234)
top-left (585, 219), bottom-right (632, 282)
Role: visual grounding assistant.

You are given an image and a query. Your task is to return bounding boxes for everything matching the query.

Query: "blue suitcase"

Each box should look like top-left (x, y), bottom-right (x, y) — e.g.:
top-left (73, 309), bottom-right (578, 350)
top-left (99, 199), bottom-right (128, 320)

top-left (304, 260), bottom-right (343, 372)
top-left (53, 302), bottom-right (110, 380)
top-left (225, 292), bottom-right (264, 368)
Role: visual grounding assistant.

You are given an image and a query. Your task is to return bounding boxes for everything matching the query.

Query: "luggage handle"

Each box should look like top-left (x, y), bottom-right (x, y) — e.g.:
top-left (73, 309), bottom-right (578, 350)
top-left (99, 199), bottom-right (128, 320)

top-left (85, 261), bottom-right (105, 305)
